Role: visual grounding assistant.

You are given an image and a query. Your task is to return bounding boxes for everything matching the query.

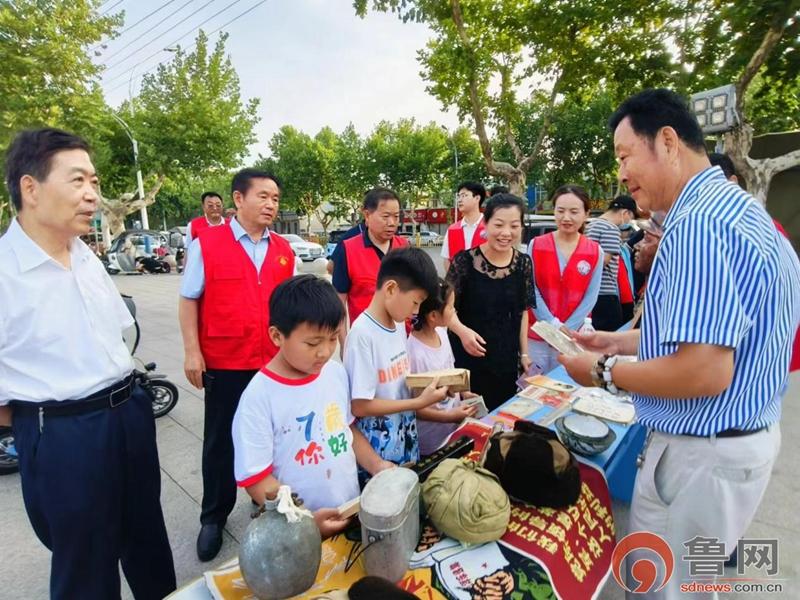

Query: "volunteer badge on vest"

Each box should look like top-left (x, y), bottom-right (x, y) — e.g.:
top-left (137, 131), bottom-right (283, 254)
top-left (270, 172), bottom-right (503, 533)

top-left (577, 260), bottom-right (591, 276)
top-left (480, 229), bottom-right (488, 240)
top-left (278, 256), bottom-right (289, 267)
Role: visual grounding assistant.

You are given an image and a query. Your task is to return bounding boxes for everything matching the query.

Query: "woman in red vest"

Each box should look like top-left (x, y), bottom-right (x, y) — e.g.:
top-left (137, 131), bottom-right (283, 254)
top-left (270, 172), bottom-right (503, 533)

top-left (527, 185), bottom-right (604, 373)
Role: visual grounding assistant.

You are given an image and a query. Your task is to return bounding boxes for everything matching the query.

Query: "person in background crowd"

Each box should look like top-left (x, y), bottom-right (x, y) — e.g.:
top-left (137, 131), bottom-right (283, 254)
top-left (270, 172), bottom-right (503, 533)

top-left (629, 212), bottom-right (665, 328)
top-left (527, 185), bottom-right (603, 373)
top-left (585, 195), bottom-right (639, 331)
top-left (489, 184), bottom-right (510, 196)
top-left (709, 151), bottom-right (799, 372)
top-left (331, 187), bottom-right (409, 348)
top-left (326, 217), bottom-right (365, 276)
top-left (446, 193), bottom-right (535, 410)
top-left (179, 169), bottom-right (296, 562)
top-left (185, 191), bottom-right (227, 246)
top-left (0, 128), bottom-right (175, 599)
top-left (561, 89), bottom-right (800, 599)
top-left (441, 181), bottom-right (487, 272)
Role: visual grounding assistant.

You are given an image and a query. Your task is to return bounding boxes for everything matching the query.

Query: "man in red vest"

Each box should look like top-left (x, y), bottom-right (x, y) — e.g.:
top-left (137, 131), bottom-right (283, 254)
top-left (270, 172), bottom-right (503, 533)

top-left (331, 188), bottom-right (408, 343)
top-left (185, 191), bottom-right (227, 245)
top-left (441, 181), bottom-right (487, 271)
top-left (179, 169), bottom-right (295, 561)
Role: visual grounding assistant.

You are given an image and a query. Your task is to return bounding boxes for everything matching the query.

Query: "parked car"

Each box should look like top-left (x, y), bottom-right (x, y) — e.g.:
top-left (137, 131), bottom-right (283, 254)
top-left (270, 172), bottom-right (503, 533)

top-left (283, 234), bottom-right (325, 262)
top-left (399, 229), bottom-right (443, 246)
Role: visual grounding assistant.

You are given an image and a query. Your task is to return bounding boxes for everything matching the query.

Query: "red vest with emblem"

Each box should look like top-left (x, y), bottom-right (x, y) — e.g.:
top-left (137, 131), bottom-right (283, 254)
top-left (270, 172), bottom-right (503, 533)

top-left (198, 225), bottom-right (294, 369)
top-left (528, 232), bottom-right (600, 340)
top-left (447, 218), bottom-right (486, 258)
top-left (344, 233), bottom-right (409, 325)
top-left (190, 216), bottom-right (228, 238)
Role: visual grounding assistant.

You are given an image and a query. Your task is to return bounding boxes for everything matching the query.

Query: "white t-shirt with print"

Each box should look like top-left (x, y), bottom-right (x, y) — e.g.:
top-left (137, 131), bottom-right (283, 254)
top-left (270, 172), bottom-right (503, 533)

top-left (232, 361), bottom-right (359, 512)
top-left (344, 311), bottom-right (419, 464)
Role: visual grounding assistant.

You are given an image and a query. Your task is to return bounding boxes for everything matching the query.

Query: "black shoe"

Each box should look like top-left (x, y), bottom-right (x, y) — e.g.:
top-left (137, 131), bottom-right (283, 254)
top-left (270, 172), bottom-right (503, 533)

top-left (197, 523), bottom-right (224, 562)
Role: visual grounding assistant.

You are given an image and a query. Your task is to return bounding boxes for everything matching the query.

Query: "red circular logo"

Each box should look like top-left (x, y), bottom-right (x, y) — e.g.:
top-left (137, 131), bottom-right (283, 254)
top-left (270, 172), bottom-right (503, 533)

top-left (611, 531), bottom-right (674, 593)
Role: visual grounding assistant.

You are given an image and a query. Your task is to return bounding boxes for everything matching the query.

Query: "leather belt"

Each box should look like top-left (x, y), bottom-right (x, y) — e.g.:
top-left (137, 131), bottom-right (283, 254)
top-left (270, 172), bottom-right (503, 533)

top-left (13, 374), bottom-right (135, 419)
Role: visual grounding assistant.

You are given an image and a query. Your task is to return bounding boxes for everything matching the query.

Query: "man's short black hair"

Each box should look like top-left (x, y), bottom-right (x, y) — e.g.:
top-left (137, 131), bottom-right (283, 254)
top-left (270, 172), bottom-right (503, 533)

top-left (363, 187), bottom-right (400, 211)
top-left (458, 180), bottom-right (488, 206)
top-left (231, 168), bottom-right (282, 197)
top-left (376, 247), bottom-right (438, 298)
top-left (489, 184), bottom-right (509, 197)
top-left (483, 192), bottom-right (525, 223)
top-left (269, 275), bottom-right (345, 335)
top-left (4, 128), bottom-right (91, 210)
top-left (201, 191), bottom-right (223, 203)
top-left (708, 152), bottom-right (737, 180)
top-left (609, 88), bottom-right (706, 153)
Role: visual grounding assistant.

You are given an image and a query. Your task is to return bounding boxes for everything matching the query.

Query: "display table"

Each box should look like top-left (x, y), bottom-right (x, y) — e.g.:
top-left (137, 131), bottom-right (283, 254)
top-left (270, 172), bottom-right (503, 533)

top-left (169, 372), bottom-right (644, 600)
top-left (506, 365), bottom-right (645, 503)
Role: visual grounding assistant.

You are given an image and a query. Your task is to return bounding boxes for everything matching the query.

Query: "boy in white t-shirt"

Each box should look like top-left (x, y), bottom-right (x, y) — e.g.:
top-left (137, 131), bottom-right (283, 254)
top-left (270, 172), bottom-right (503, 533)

top-left (345, 247), bottom-right (449, 467)
top-left (233, 275), bottom-right (394, 537)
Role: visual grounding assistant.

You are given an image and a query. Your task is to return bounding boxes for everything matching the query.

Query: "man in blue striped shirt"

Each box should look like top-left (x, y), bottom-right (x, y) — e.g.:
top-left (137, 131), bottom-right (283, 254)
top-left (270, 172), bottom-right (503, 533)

top-left (560, 89), bottom-right (800, 599)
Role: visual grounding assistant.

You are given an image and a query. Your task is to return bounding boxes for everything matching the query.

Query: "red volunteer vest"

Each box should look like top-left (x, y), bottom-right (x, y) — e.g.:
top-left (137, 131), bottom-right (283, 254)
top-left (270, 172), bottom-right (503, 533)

top-left (190, 216), bottom-right (228, 237)
top-left (198, 225), bottom-right (294, 370)
top-left (447, 218), bottom-right (486, 258)
top-left (528, 233), bottom-right (600, 340)
top-left (344, 233), bottom-right (409, 325)
top-left (617, 254), bottom-right (634, 304)
top-left (774, 219), bottom-right (800, 372)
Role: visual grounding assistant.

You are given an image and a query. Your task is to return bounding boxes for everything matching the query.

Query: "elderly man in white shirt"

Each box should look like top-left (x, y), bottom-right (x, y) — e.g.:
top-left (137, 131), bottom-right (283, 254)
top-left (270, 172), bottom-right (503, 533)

top-left (0, 128), bottom-right (175, 600)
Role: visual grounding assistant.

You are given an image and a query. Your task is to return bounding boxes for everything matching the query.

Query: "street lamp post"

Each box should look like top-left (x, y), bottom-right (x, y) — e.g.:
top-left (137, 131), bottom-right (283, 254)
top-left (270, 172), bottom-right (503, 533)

top-left (110, 113), bottom-right (148, 230)
top-left (442, 126), bottom-right (460, 224)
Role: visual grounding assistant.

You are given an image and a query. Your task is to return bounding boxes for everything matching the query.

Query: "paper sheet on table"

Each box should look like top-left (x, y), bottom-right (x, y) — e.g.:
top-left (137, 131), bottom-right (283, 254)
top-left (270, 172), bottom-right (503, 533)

top-left (572, 389), bottom-right (636, 424)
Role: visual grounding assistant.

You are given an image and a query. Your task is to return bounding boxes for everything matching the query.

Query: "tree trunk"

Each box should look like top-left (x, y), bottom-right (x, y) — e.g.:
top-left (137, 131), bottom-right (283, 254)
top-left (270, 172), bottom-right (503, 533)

top-left (724, 117), bottom-right (800, 207)
top-left (98, 175), bottom-right (165, 238)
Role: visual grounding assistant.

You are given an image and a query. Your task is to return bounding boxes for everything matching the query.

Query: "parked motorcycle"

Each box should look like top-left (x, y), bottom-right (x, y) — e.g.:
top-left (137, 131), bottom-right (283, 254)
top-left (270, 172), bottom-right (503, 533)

top-left (0, 295), bottom-right (179, 476)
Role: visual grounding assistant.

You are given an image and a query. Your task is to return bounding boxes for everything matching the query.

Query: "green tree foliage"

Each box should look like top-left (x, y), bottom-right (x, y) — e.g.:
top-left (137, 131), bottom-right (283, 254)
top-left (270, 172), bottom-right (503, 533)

top-left (127, 31), bottom-right (259, 185)
top-left (0, 0), bottom-right (121, 228)
top-left (355, 0), bottom-right (677, 194)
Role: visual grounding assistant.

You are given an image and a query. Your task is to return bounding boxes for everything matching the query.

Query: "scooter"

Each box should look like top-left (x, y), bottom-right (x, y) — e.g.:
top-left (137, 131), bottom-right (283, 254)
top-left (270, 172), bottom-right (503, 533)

top-left (122, 295), bottom-right (179, 417)
top-left (0, 296), bottom-right (180, 476)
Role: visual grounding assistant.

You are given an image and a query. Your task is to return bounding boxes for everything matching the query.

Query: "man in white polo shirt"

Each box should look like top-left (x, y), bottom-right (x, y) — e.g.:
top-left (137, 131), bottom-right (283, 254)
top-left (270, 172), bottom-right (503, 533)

top-left (0, 128), bottom-right (175, 599)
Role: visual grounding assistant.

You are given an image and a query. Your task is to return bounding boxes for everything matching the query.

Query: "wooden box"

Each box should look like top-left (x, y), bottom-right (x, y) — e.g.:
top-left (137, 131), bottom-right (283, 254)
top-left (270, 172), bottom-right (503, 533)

top-left (405, 368), bottom-right (471, 393)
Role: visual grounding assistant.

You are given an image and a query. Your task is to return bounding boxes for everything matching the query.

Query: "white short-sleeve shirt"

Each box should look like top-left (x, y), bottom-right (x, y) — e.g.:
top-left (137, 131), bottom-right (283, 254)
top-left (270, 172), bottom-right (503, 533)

top-left (232, 361), bottom-right (359, 512)
top-left (0, 219), bottom-right (135, 404)
top-left (344, 311), bottom-right (419, 464)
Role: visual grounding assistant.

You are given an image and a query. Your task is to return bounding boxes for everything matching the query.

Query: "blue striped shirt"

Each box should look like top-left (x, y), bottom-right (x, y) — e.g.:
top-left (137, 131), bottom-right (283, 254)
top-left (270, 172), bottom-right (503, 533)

top-left (635, 166), bottom-right (800, 435)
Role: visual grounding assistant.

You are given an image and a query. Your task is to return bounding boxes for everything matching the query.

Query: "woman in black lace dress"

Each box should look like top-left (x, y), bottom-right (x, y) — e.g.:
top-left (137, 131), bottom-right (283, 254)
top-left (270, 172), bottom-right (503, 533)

top-left (446, 194), bottom-right (535, 410)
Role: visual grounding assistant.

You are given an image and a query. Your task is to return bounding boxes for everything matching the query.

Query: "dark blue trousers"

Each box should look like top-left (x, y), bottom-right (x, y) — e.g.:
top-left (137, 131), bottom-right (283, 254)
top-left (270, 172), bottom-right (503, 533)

top-left (12, 385), bottom-right (176, 600)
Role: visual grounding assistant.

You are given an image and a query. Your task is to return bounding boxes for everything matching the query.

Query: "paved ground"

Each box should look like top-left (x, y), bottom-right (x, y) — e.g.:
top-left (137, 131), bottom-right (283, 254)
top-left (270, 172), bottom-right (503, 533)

top-left (1, 252), bottom-right (798, 599)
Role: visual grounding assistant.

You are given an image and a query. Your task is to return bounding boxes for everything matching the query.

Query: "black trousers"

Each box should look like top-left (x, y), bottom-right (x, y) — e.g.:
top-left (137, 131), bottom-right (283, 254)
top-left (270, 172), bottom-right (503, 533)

top-left (200, 368), bottom-right (257, 525)
top-left (469, 367), bottom-right (519, 412)
top-left (12, 385), bottom-right (176, 600)
top-left (591, 294), bottom-right (624, 332)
